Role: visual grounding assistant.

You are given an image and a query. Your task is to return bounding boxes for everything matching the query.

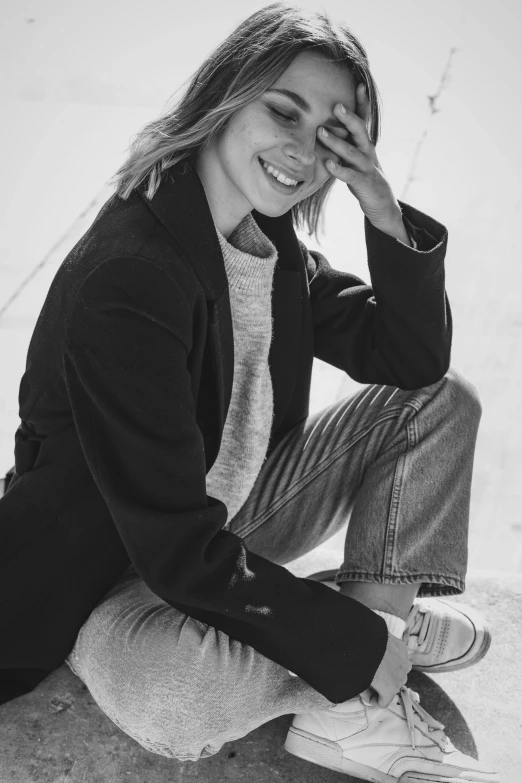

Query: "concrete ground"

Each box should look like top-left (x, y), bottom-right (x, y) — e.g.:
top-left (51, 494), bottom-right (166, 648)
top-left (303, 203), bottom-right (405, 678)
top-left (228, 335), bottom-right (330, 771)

top-left (1, 0), bottom-right (521, 781)
top-left (1, 567), bottom-right (520, 782)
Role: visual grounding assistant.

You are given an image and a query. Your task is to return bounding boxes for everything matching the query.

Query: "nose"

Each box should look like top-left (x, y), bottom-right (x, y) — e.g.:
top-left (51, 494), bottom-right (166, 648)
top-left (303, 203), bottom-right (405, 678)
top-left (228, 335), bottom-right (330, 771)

top-left (284, 130), bottom-right (317, 167)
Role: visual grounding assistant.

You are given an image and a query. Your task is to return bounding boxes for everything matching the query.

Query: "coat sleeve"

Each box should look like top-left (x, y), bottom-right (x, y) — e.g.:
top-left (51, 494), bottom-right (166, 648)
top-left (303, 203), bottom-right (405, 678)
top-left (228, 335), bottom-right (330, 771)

top-left (63, 255), bottom-right (387, 705)
top-left (303, 200), bottom-right (452, 389)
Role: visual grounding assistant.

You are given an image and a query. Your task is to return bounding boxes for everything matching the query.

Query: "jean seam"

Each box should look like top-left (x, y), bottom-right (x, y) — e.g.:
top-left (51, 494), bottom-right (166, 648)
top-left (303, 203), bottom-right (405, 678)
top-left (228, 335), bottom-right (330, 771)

top-left (381, 409), bottom-right (419, 578)
top-left (238, 409), bottom-right (404, 540)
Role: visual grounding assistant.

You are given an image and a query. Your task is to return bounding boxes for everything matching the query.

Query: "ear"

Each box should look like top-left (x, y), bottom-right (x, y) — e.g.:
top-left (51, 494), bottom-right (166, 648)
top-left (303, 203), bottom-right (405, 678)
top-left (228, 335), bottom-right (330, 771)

top-left (356, 83), bottom-right (371, 124)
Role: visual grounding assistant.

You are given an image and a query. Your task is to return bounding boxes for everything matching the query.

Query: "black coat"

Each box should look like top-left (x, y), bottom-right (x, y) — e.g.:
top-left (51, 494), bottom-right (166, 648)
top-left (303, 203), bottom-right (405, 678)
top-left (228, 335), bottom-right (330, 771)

top-left (0, 157), bottom-right (451, 706)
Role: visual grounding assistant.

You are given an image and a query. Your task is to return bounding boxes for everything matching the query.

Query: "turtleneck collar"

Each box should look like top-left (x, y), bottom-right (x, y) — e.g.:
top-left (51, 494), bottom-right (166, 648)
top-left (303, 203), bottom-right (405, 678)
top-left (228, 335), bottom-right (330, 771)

top-left (212, 212), bottom-right (279, 293)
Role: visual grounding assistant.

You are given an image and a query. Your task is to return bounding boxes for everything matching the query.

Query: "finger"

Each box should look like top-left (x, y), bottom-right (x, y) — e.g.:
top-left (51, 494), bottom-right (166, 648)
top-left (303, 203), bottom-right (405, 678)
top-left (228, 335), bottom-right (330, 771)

top-left (377, 692), bottom-right (394, 708)
top-left (325, 157), bottom-right (360, 185)
top-left (369, 687), bottom-right (393, 709)
top-left (369, 690), bottom-right (380, 706)
top-left (318, 126), bottom-right (370, 172)
top-left (332, 102), bottom-right (372, 153)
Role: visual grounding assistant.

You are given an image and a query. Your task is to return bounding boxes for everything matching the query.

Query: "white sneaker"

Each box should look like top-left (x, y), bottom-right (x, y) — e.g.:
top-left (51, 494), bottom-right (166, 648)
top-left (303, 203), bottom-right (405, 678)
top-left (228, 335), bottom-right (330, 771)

top-left (306, 570), bottom-right (492, 673)
top-left (405, 597), bottom-right (491, 673)
top-left (285, 686), bottom-right (499, 782)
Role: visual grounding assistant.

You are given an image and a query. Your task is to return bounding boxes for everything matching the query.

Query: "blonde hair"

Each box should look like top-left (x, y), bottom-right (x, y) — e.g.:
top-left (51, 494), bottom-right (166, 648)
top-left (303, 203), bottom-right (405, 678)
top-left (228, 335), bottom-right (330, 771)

top-left (108, 2), bottom-right (382, 241)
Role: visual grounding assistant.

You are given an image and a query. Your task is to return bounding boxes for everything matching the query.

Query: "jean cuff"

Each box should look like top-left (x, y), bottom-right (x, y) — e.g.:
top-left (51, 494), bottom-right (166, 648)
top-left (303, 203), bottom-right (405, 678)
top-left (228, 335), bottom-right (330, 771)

top-left (334, 570), bottom-right (465, 598)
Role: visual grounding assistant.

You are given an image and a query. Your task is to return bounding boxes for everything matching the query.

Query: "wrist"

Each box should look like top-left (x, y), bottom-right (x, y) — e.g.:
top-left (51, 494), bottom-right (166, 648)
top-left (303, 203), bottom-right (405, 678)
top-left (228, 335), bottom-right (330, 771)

top-left (366, 199), bottom-right (413, 245)
top-left (369, 216), bottom-right (412, 247)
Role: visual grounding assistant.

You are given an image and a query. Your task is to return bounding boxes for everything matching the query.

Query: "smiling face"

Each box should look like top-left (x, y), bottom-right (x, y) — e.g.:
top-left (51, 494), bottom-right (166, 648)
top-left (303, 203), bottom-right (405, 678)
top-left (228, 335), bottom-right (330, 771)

top-left (195, 50), bottom-right (357, 238)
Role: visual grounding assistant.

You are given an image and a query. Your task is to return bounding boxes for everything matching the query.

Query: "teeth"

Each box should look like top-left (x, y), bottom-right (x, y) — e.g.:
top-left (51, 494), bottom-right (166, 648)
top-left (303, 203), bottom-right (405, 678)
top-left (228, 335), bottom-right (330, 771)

top-left (262, 160), bottom-right (298, 187)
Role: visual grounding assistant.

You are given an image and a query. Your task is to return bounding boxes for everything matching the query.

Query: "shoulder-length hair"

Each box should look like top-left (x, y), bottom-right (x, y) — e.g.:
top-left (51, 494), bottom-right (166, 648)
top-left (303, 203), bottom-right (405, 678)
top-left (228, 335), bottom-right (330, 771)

top-left (108, 2), bottom-right (382, 241)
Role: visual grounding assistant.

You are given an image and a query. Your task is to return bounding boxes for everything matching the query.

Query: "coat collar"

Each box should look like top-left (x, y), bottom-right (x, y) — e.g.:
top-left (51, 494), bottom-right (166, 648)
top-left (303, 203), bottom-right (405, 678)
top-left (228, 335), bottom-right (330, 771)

top-left (136, 156), bottom-right (304, 297)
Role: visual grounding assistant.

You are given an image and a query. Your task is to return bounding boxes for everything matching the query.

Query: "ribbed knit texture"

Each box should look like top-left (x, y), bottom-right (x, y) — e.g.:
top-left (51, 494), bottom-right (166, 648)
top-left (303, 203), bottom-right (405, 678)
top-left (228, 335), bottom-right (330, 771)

top-left (206, 212), bottom-right (279, 525)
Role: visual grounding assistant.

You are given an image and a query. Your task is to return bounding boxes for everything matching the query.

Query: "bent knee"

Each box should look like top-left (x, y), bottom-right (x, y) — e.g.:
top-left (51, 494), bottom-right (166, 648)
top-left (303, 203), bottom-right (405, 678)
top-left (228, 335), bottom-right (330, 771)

top-left (98, 681), bottom-right (236, 762)
top-left (68, 612), bottom-right (242, 761)
top-left (440, 367), bottom-right (482, 423)
top-left (72, 653), bottom-right (230, 761)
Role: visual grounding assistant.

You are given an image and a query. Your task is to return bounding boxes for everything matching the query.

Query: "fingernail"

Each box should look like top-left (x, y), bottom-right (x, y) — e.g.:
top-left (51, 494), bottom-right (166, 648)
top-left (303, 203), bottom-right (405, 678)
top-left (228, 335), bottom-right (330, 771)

top-left (320, 126), bottom-right (329, 137)
top-left (339, 104), bottom-right (346, 114)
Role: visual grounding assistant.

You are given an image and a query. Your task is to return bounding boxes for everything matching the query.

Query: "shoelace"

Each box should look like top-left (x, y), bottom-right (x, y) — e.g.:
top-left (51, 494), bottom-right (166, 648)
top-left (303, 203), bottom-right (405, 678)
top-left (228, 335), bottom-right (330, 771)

top-left (398, 686), bottom-right (448, 750)
top-left (405, 602), bottom-right (433, 654)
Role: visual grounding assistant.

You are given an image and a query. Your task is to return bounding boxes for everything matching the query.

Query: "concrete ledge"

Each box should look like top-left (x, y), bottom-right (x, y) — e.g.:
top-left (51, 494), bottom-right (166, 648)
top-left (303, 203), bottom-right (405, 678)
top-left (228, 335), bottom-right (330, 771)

top-left (1, 570), bottom-right (520, 783)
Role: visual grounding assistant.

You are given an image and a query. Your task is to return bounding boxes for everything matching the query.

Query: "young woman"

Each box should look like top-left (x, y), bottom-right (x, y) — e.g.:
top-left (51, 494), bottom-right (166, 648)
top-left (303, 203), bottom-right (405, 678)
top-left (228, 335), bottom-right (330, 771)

top-left (0, 3), bottom-right (497, 781)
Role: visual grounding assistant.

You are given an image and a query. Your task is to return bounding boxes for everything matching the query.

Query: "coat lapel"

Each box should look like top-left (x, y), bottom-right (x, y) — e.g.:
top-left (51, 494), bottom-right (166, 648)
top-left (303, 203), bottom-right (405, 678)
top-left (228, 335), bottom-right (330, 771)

top-left (137, 157), bottom-right (305, 459)
top-left (137, 158), bottom-right (234, 466)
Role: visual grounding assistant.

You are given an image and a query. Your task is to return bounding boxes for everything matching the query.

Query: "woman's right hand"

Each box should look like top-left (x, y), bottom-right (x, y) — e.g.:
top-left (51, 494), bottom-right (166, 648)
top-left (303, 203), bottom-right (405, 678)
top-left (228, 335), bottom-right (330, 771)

top-left (369, 633), bottom-right (412, 707)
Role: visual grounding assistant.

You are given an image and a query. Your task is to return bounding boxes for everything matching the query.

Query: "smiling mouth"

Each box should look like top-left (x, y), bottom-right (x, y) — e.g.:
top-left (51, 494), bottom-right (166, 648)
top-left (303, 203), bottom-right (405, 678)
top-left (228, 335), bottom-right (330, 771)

top-left (258, 157), bottom-right (304, 189)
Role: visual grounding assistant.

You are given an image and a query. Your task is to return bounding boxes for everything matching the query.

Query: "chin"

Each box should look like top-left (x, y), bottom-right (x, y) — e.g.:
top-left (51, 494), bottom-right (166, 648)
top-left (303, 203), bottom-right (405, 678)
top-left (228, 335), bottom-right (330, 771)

top-left (253, 201), bottom-right (292, 218)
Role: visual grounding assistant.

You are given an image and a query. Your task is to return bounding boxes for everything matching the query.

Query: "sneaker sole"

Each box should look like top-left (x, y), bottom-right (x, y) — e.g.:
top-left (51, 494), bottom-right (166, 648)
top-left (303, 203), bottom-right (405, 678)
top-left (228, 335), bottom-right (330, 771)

top-left (306, 570), bottom-right (492, 674)
top-left (285, 725), bottom-right (397, 781)
top-left (285, 725), bottom-right (486, 782)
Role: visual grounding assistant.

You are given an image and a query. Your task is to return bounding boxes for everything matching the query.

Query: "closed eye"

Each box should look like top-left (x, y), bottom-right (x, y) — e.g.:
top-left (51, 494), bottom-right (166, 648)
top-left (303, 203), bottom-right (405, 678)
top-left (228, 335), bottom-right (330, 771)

top-left (267, 104), bottom-right (349, 143)
top-left (269, 106), bottom-right (296, 123)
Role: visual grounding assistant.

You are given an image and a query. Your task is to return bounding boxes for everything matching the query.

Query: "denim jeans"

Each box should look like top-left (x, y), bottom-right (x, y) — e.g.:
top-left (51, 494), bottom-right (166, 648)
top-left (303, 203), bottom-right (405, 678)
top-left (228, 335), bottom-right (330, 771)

top-left (65, 367), bottom-right (481, 761)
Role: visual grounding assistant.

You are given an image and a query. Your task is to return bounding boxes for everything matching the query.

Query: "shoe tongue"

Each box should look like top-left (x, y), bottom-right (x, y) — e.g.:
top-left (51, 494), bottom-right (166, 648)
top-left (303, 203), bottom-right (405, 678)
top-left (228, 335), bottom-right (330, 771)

top-left (407, 602), bottom-right (430, 641)
top-left (410, 612), bottom-right (424, 636)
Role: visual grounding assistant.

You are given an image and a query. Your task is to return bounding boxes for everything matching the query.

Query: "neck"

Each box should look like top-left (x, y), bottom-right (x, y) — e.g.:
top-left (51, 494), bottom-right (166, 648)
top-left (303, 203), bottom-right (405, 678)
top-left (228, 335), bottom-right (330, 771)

top-left (194, 147), bottom-right (251, 239)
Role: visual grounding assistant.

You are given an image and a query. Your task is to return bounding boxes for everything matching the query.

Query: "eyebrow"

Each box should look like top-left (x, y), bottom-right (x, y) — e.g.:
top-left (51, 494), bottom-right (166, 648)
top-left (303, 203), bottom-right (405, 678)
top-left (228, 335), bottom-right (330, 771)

top-left (265, 87), bottom-right (348, 130)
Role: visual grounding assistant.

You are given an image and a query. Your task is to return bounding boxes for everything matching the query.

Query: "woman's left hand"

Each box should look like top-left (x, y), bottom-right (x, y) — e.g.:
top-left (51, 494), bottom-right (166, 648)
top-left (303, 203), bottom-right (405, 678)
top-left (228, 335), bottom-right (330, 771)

top-left (319, 83), bottom-right (403, 233)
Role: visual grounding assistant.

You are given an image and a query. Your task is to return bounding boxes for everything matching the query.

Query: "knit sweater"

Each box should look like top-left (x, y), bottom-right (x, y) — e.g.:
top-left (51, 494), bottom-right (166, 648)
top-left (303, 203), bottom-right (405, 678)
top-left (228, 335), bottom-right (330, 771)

top-left (206, 212), bottom-right (279, 525)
